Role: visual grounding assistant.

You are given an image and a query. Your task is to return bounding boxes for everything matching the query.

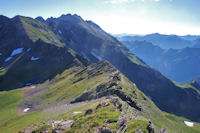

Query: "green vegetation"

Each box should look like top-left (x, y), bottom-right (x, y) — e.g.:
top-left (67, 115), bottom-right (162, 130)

top-left (0, 89), bottom-right (45, 133)
top-left (0, 67), bottom-right (6, 77)
top-left (117, 74), bottom-right (200, 133)
top-left (0, 89), bottom-right (22, 123)
top-left (32, 125), bottom-right (51, 133)
top-left (66, 104), bottom-right (120, 133)
top-left (1, 61), bottom-right (200, 133)
top-left (0, 89), bottom-right (42, 133)
top-left (121, 48), bottom-right (147, 67)
top-left (127, 120), bottom-right (149, 133)
top-left (20, 17), bottom-right (64, 46)
top-left (22, 64), bottom-right (111, 109)
top-left (170, 79), bottom-right (200, 94)
top-left (0, 87), bottom-right (97, 133)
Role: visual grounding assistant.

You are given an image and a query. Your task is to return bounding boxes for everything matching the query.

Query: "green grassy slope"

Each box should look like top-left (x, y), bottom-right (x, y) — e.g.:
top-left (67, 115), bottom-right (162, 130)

top-left (21, 61), bottom-right (115, 109)
top-left (0, 61), bottom-right (200, 133)
top-left (20, 16), bottom-right (64, 46)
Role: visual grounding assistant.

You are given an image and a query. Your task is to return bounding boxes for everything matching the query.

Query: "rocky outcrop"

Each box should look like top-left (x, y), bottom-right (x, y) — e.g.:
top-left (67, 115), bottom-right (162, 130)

top-left (95, 125), bottom-right (113, 133)
top-left (84, 109), bottom-right (93, 116)
top-left (147, 120), bottom-right (155, 133)
top-left (71, 89), bottom-right (142, 111)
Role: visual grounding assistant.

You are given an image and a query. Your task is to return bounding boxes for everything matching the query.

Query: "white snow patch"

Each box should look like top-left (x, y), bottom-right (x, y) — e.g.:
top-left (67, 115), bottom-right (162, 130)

top-left (11, 48), bottom-right (23, 56)
top-left (72, 111), bottom-right (82, 115)
top-left (27, 48), bottom-right (31, 52)
top-left (26, 83), bottom-right (32, 86)
top-left (91, 51), bottom-right (102, 61)
top-left (0, 53), bottom-right (2, 56)
top-left (58, 30), bottom-right (62, 34)
top-left (81, 52), bottom-right (90, 61)
top-left (23, 108), bottom-right (30, 113)
top-left (184, 121), bottom-right (194, 127)
top-left (31, 56), bottom-right (40, 61)
top-left (4, 57), bottom-right (12, 62)
top-left (30, 85), bottom-right (36, 89)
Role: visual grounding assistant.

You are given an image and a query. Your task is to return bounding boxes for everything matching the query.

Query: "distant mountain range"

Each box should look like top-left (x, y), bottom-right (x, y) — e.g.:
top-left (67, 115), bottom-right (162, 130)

top-left (116, 33), bottom-right (200, 49)
top-left (120, 40), bottom-right (200, 84)
top-left (1, 14), bottom-right (200, 132)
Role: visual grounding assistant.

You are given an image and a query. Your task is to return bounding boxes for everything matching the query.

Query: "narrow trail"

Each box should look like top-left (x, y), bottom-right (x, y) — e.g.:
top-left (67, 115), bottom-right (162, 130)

top-left (18, 97), bottom-right (106, 115)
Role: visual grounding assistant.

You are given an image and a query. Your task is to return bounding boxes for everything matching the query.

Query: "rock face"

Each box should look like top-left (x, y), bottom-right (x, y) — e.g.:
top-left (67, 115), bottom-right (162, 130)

top-left (84, 109), bottom-right (93, 116)
top-left (95, 125), bottom-right (113, 133)
top-left (147, 121), bottom-right (155, 133)
top-left (58, 120), bottom-right (74, 130)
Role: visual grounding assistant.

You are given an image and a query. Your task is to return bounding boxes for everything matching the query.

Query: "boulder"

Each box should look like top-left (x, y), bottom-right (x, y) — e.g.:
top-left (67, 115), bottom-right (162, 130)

top-left (84, 109), bottom-right (93, 116)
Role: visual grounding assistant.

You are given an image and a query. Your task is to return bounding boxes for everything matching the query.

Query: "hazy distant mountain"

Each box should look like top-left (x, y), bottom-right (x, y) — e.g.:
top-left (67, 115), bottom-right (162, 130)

top-left (180, 35), bottom-right (200, 41)
top-left (193, 38), bottom-right (200, 48)
top-left (121, 40), bottom-right (200, 83)
top-left (117, 33), bottom-right (194, 49)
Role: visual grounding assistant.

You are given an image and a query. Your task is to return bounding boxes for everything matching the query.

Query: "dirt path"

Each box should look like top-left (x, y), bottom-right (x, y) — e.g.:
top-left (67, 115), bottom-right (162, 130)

top-left (18, 96), bottom-right (106, 115)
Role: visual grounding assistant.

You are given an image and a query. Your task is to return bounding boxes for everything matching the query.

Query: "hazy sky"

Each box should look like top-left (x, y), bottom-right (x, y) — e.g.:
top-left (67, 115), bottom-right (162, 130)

top-left (1, 0), bottom-right (200, 35)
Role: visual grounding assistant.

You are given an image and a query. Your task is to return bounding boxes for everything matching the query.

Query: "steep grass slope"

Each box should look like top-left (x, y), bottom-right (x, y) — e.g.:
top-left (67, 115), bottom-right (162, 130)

top-left (0, 61), bottom-right (200, 133)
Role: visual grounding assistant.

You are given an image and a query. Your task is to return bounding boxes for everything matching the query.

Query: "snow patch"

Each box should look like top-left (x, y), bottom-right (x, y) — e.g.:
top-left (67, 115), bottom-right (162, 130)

top-left (27, 48), bottom-right (31, 52)
top-left (31, 56), bottom-right (40, 61)
top-left (11, 48), bottom-right (23, 56)
top-left (81, 52), bottom-right (90, 61)
top-left (30, 85), bottom-right (36, 89)
top-left (4, 57), bottom-right (12, 62)
top-left (58, 30), bottom-right (62, 34)
top-left (184, 121), bottom-right (194, 127)
top-left (23, 108), bottom-right (30, 113)
top-left (91, 51), bottom-right (102, 61)
top-left (72, 111), bottom-right (82, 115)
top-left (26, 83), bottom-right (32, 86)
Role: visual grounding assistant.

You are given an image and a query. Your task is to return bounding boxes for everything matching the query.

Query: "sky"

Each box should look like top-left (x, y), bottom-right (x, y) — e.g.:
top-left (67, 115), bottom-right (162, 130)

top-left (1, 0), bottom-right (200, 35)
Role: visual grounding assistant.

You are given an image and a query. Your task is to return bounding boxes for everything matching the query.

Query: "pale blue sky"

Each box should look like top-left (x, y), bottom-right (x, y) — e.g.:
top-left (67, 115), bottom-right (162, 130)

top-left (1, 0), bottom-right (200, 35)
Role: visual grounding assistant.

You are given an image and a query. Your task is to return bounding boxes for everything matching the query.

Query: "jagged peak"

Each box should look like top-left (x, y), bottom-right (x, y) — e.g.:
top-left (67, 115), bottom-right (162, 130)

top-left (86, 20), bottom-right (101, 29)
top-left (35, 16), bottom-right (45, 22)
top-left (56, 13), bottom-right (84, 23)
top-left (12, 15), bottom-right (27, 20)
top-left (190, 80), bottom-right (200, 89)
top-left (11, 15), bottom-right (35, 24)
top-left (0, 15), bottom-right (10, 21)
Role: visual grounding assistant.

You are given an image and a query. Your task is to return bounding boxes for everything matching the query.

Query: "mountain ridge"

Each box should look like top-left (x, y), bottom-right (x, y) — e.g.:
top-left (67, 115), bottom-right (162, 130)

top-left (1, 14), bottom-right (200, 123)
